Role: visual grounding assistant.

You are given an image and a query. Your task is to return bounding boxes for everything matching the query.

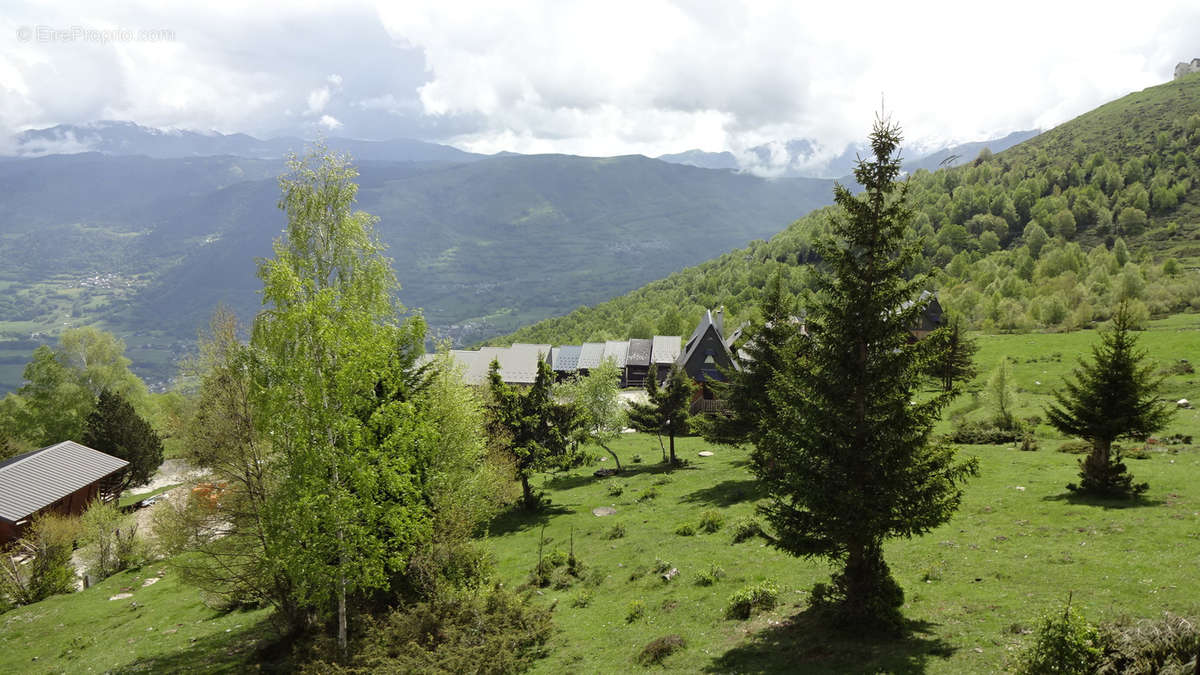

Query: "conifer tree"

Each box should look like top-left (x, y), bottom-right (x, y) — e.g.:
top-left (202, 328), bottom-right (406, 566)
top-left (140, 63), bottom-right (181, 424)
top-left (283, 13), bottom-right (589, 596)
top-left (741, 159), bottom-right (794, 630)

top-left (627, 364), bottom-right (694, 464)
top-left (925, 315), bottom-right (978, 392)
top-left (1045, 304), bottom-right (1173, 497)
top-left (487, 359), bottom-right (578, 509)
top-left (82, 389), bottom-right (164, 494)
top-left (753, 117), bottom-right (978, 630)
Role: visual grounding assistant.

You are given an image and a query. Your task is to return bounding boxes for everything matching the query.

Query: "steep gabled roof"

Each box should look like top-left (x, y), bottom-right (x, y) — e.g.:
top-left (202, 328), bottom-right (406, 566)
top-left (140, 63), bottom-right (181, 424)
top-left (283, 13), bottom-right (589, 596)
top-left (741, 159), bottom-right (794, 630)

top-left (577, 342), bottom-right (607, 370)
top-left (678, 310), bottom-right (740, 376)
top-left (0, 441), bottom-right (129, 523)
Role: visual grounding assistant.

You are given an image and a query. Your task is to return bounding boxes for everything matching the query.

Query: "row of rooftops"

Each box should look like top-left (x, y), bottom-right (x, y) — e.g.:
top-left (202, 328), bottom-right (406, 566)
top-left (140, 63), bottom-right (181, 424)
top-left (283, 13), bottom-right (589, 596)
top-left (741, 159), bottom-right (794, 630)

top-left (424, 334), bottom-right (686, 386)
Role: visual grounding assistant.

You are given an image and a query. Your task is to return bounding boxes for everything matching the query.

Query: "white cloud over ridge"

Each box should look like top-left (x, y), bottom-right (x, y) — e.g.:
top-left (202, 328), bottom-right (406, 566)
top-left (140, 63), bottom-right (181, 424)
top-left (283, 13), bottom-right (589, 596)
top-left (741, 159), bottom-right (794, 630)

top-left (2, 0), bottom-right (1199, 168)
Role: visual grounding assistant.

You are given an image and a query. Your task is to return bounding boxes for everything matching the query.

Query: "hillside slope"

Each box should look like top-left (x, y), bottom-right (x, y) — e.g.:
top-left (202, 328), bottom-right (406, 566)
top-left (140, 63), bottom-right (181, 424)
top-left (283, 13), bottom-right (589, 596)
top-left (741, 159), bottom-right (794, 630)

top-left (500, 74), bottom-right (1200, 345)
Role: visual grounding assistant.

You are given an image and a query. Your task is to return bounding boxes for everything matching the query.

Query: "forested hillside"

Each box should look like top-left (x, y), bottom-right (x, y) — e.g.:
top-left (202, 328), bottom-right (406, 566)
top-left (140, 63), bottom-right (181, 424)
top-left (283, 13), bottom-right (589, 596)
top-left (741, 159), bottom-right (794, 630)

top-left (499, 74), bottom-right (1200, 345)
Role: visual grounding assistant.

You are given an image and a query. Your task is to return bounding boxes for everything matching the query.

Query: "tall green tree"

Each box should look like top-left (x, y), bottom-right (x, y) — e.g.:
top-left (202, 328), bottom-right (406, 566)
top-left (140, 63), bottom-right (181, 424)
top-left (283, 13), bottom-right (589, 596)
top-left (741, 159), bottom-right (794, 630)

top-left (252, 145), bottom-right (431, 656)
top-left (558, 359), bottom-right (627, 471)
top-left (81, 389), bottom-right (164, 494)
top-left (1045, 304), bottom-right (1173, 498)
top-left (986, 360), bottom-right (1020, 431)
top-left (627, 363), bottom-right (694, 464)
top-left (699, 271), bottom-right (799, 447)
top-left (753, 118), bottom-right (978, 630)
top-left (925, 315), bottom-right (978, 393)
top-left (487, 359), bottom-right (578, 510)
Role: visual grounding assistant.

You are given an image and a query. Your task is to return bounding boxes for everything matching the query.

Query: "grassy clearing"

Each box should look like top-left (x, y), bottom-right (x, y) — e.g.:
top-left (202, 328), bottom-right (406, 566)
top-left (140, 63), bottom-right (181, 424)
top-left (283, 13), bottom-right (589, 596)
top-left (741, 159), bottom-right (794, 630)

top-left (118, 484), bottom-right (182, 509)
top-left (0, 562), bottom-right (272, 674)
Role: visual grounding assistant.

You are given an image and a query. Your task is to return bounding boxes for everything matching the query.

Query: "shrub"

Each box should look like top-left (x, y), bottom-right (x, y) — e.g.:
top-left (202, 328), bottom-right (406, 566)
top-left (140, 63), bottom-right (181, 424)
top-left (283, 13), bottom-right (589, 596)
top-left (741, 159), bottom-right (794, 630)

top-left (652, 476), bottom-right (672, 486)
top-left (637, 486), bottom-right (660, 502)
top-left (635, 635), bottom-right (687, 666)
top-left (674, 523), bottom-right (696, 536)
top-left (652, 558), bottom-right (673, 574)
top-left (605, 522), bottom-right (626, 540)
top-left (725, 581), bottom-right (779, 620)
top-left (570, 589), bottom-right (593, 608)
top-left (1157, 360), bottom-right (1194, 376)
top-left (947, 420), bottom-right (1025, 445)
top-left (1019, 432), bottom-right (1039, 452)
top-left (626, 600), bottom-right (647, 623)
top-left (1057, 440), bottom-right (1093, 455)
top-left (730, 516), bottom-right (763, 543)
top-left (631, 454), bottom-right (643, 464)
top-left (694, 563), bottom-right (726, 587)
top-left (607, 483), bottom-right (624, 497)
top-left (1017, 603), bottom-right (1102, 675)
top-left (79, 500), bottom-right (143, 582)
top-left (1096, 612), bottom-right (1200, 674)
top-left (0, 513), bottom-right (80, 605)
top-left (698, 509), bottom-right (725, 533)
top-left (302, 587), bottom-right (553, 673)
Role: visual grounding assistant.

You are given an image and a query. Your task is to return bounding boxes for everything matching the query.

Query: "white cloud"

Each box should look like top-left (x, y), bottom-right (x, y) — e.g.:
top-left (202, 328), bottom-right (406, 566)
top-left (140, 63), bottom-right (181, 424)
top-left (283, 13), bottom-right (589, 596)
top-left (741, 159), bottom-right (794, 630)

top-left (318, 114), bottom-right (342, 130)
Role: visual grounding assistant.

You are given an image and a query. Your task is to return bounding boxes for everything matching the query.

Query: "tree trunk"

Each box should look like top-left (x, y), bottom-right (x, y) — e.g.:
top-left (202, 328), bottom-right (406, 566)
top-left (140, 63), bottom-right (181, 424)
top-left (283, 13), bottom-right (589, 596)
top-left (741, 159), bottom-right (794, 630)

top-left (521, 474), bottom-right (536, 511)
top-left (668, 431), bottom-right (677, 464)
top-left (599, 442), bottom-right (621, 472)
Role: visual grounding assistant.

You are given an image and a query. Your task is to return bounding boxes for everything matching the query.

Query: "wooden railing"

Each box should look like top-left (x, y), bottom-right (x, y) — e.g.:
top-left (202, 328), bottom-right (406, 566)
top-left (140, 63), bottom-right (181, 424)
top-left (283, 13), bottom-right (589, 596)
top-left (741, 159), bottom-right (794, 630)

top-left (691, 398), bottom-right (726, 414)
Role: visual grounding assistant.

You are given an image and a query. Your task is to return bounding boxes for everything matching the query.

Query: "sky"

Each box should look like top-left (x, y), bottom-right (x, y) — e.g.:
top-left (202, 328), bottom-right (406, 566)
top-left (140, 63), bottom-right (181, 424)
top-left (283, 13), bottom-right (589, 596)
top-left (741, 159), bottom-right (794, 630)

top-left (3, 0), bottom-right (1200, 172)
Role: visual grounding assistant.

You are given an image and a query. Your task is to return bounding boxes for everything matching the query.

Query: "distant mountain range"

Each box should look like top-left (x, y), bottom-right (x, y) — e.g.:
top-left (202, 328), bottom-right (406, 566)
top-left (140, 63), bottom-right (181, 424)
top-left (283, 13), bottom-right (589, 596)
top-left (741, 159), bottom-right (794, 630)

top-left (10, 120), bottom-right (483, 163)
top-left (656, 130), bottom-right (1041, 178)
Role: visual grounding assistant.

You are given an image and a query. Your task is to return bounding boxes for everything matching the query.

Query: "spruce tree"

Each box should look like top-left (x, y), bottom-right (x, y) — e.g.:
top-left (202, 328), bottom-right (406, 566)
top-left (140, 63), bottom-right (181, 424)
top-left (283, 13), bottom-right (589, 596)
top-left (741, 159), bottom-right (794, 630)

top-left (1045, 304), bottom-right (1173, 498)
top-left (753, 117), bottom-right (977, 630)
top-left (627, 364), bottom-right (694, 464)
top-left (82, 389), bottom-right (164, 494)
top-left (925, 315), bottom-right (978, 392)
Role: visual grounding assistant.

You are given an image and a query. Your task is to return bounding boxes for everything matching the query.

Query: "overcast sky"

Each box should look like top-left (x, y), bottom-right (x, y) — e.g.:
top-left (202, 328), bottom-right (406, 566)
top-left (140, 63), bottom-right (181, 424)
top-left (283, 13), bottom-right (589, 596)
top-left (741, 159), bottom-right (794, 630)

top-left (4, 0), bottom-right (1199, 169)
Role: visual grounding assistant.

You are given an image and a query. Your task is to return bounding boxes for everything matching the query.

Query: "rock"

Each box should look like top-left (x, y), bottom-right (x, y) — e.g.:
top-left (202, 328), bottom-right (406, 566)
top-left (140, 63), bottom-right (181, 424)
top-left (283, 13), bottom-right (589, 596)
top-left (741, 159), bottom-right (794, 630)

top-left (142, 577), bottom-right (160, 587)
top-left (1177, 399), bottom-right (1191, 409)
top-left (592, 506), bottom-right (617, 517)
top-left (1175, 58), bottom-right (1200, 80)
top-left (109, 593), bottom-right (133, 601)
top-left (697, 451), bottom-right (714, 457)
top-left (593, 468), bottom-right (617, 477)
top-left (661, 568), bottom-right (678, 582)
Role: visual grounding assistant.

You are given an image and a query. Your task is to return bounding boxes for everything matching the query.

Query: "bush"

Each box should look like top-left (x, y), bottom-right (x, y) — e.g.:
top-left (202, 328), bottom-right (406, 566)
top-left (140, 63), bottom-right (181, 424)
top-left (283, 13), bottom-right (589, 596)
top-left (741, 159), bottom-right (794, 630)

top-left (637, 486), bottom-right (660, 502)
top-left (674, 523), bottom-right (696, 536)
top-left (1017, 604), bottom-right (1102, 674)
top-left (652, 558), bottom-right (673, 574)
top-left (1096, 612), bottom-right (1200, 674)
top-left (626, 600), bottom-right (647, 623)
top-left (698, 509), bottom-right (725, 533)
top-left (730, 517), bottom-right (763, 544)
top-left (725, 581), bottom-right (779, 620)
top-left (301, 587), bottom-right (553, 674)
top-left (1157, 360), bottom-right (1194, 376)
top-left (80, 500), bottom-right (143, 582)
top-left (635, 635), bottom-right (686, 666)
top-left (605, 522), bottom-right (626, 540)
top-left (570, 589), bottom-right (593, 608)
top-left (947, 420), bottom-right (1025, 445)
top-left (631, 454), bottom-right (643, 464)
top-left (1019, 432), bottom-right (1039, 452)
top-left (0, 513), bottom-right (81, 605)
top-left (607, 483), bottom-right (624, 497)
top-left (694, 563), bottom-right (726, 587)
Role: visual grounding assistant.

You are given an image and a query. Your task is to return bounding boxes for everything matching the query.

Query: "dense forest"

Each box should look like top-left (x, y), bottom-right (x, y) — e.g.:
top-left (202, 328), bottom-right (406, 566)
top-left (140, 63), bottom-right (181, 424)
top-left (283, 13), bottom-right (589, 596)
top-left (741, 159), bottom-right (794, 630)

top-left (498, 74), bottom-right (1200, 345)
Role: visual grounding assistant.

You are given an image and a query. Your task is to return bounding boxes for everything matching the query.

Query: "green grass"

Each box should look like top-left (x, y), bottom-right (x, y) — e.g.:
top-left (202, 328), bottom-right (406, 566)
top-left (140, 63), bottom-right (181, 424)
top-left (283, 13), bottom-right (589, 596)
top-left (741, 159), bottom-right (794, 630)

top-left (0, 563), bottom-right (273, 674)
top-left (118, 484), bottom-right (182, 509)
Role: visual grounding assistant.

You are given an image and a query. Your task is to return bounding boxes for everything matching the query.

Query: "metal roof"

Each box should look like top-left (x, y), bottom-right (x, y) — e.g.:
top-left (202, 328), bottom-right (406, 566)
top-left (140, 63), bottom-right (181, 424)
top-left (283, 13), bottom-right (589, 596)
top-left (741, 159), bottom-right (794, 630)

top-left (0, 441), bottom-right (129, 523)
top-left (505, 344), bottom-right (552, 384)
top-left (626, 338), bottom-right (652, 366)
top-left (602, 341), bottom-right (629, 368)
top-left (651, 335), bottom-right (681, 365)
top-left (553, 344), bottom-right (582, 372)
top-left (577, 342), bottom-right (607, 369)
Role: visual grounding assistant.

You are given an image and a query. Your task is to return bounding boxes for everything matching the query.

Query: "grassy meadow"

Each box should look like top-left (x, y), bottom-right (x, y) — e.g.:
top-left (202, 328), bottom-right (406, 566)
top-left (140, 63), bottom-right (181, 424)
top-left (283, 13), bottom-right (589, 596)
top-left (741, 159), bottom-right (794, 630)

top-left (0, 316), bottom-right (1196, 673)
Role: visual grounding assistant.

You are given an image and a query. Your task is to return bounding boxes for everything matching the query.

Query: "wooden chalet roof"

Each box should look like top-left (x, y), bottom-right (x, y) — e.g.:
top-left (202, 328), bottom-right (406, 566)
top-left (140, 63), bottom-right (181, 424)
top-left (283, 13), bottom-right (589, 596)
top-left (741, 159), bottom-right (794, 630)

top-left (626, 338), bottom-right (652, 367)
top-left (651, 335), bottom-right (681, 365)
top-left (577, 342), bottom-right (607, 370)
top-left (0, 441), bottom-right (129, 524)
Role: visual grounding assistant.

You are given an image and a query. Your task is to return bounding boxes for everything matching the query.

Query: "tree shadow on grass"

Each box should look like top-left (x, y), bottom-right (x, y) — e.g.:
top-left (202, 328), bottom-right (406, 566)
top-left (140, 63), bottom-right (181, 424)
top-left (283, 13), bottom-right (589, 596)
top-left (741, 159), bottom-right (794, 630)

top-left (112, 614), bottom-right (287, 674)
top-left (680, 478), bottom-right (763, 507)
top-left (1040, 492), bottom-right (1165, 509)
top-left (704, 608), bottom-right (955, 674)
top-left (541, 460), bottom-right (697, 492)
top-left (486, 504), bottom-right (574, 537)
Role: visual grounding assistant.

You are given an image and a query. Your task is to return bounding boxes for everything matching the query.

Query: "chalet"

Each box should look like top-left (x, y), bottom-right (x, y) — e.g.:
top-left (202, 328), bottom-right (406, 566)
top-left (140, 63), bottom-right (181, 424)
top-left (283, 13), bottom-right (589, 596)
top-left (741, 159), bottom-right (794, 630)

top-left (677, 309), bottom-right (739, 384)
top-left (625, 338), bottom-right (652, 388)
top-left (907, 290), bottom-right (944, 340)
top-left (651, 335), bottom-right (681, 383)
top-left (0, 441), bottom-right (128, 546)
